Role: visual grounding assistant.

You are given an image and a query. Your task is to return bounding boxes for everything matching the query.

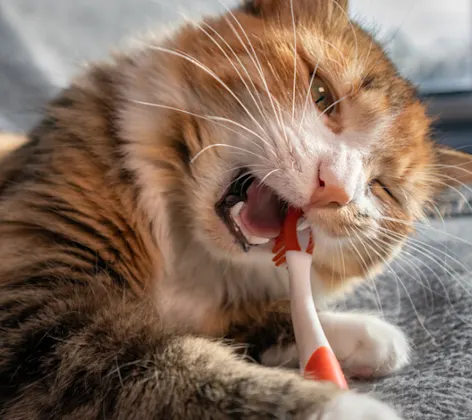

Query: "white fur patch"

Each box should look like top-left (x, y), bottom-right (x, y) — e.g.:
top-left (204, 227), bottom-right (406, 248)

top-left (261, 312), bottom-right (410, 379)
top-left (319, 312), bottom-right (411, 377)
top-left (311, 392), bottom-right (403, 420)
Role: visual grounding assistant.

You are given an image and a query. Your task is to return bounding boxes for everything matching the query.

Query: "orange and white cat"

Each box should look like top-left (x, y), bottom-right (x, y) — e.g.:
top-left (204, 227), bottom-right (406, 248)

top-left (1, 0), bottom-right (471, 418)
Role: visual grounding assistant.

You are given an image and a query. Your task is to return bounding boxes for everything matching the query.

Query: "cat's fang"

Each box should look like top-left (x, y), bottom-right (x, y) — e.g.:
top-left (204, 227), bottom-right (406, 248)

top-left (247, 234), bottom-right (271, 245)
top-left (230, 201), bottom-right (244, 219)
top-left (230, 202), bottom-right (271, 246)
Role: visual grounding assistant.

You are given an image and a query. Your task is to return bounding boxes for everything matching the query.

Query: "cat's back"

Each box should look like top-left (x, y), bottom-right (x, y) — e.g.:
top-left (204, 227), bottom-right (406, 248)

top-left (0, 64), bottom-right (156, 291)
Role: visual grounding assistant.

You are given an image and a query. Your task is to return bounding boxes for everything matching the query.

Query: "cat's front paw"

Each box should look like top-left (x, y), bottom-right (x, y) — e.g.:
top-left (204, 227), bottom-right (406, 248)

top-left (320, 313), bottom-right (410, 378)
top-left (311, 393), bottom-right (403, 420)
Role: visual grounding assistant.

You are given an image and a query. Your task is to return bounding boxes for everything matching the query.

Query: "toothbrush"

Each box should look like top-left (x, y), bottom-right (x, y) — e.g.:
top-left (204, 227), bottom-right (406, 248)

top-left (272, 208), bottom-right (348, 389)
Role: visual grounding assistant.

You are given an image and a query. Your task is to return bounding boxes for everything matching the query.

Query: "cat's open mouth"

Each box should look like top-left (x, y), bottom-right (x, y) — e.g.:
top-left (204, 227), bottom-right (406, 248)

top-left (215, 170), bottom-right (287, 252)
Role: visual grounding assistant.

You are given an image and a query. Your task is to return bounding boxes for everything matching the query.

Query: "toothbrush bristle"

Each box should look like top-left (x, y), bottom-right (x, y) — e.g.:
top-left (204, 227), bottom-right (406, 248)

top-left (271, 208), bottom-right (314, 268)
top-left (272, 235), bottom-right (286, 266)
top-left (271, 235), bottom-right (284, 254)
top-left (307, 234), bottom-right (314, 254)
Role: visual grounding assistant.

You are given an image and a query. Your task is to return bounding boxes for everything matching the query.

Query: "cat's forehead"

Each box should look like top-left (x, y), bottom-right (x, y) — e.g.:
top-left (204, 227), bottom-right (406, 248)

top-left (187, 11), bottom-right (413, 110)
top-left (174, 9), bottom-right (429, 161)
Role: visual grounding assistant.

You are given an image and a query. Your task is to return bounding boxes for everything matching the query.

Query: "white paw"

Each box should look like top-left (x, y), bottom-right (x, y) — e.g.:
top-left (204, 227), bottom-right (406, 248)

top-left (319, 313), bottom-right (410, 378)
top-left (311, 393), bottom-right (403, 420)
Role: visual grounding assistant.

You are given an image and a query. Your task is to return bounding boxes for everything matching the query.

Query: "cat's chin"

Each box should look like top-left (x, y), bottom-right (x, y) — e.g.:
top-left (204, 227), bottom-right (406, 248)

top-left (310, 227), bottom-right (352, 250)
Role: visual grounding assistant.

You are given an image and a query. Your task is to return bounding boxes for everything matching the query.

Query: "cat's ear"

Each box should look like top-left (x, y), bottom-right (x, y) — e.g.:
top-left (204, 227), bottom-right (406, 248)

top-left (434, 145), bottom-right (472, 187)
top-left (240, 0), bottom-right (283, 17)
top-left (240, 0), bottom-right (349, 19)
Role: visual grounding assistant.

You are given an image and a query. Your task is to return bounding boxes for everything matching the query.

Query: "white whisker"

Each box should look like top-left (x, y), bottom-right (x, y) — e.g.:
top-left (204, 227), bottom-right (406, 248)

top-left (191, 143), bottom-right (270, 164)
top-left (207, 116), bottom-right (276, 157)
top-left (378, 215), bottom-right (472, 248)
top-left (131, 100), bottom-right (267, 154)
top-left (258, 168), bottom-right (280, 186)
top-left (149, 46), bottom-right (267, 136)
top-left (217, 163), bottom-right (268, 178)
top-left (197, 20), bottom-right (268, 125)
top-left (365, 225), bottom-right (472, 326)
top-left (346, 227), bottom-right (384, 315)
top-left (219, 164), bottom-right (267, 194)
top-left (432, 173), bottom-right (472, 196)
top-left (428, 162), bottom-right (472, 171)
top-left (360, 231), bottom-right (437, 341)
top-left (316, 92), bottom-right (350, 120)
top-left (373, 225), bottom-right (472, 297)
top-left (219, 2), bottom-right (287, 139)
top-left (332, 0), bottom-right (359, 64)
top-left (290, 0), bottom-right (297, 123)
top-left (428, 179), bottom-right (472, 212)
top-left (299, 58), bottom-right (321, 131)
top-left (265, 60), bottom-right (291, 148)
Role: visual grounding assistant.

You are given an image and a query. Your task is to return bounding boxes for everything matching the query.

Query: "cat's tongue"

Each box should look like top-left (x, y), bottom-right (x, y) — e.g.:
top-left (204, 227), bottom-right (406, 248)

top-left (239, 182), bottom-right (284, 239)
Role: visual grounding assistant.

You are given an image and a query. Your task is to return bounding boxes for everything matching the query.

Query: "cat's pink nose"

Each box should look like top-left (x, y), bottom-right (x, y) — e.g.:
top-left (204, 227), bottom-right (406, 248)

top-left (309, 183), bottom-right (350, 208)
top-left (307, 163), bottom-right (352, 208)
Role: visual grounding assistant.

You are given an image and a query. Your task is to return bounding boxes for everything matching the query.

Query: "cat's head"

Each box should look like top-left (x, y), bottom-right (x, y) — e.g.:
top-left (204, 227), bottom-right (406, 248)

top-left (121, 0), bottom-right (472, 291)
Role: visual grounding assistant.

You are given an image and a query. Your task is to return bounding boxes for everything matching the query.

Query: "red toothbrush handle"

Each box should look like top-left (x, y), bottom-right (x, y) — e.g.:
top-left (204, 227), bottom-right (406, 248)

top-left (304, 347), bottom-right (349, 390)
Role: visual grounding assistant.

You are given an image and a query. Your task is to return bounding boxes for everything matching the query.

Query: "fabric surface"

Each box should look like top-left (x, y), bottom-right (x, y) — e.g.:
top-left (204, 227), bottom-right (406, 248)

top-left (1, 1), bottom-right (471, 419)
top-left (345, 218), bottom-right (472, 419)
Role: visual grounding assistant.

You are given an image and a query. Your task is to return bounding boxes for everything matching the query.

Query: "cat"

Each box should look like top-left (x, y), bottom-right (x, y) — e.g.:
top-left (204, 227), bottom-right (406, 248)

top-left (1, 0), bottom-right (471, 418)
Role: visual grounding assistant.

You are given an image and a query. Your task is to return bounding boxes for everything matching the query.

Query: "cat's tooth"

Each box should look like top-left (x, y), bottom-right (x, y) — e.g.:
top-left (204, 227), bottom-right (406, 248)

top-left (246, 235), bottom-right (270, 245)
top-left (230, 201), bottom-right (244, 218)
top-left (297, 216), bottom-right (310, 231)
top-left (229, 202), bottom-right (270, 245)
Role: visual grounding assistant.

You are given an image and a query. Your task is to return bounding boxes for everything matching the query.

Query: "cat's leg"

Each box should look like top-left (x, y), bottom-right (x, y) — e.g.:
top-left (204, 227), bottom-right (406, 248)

top-left (235, 302), bottom-right (410, 378)
top-left (0, 283), bottom-right (402, 420)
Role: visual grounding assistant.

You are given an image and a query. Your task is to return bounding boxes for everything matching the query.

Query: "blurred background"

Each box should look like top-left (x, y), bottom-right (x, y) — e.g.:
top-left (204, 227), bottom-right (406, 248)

top-left (0, 0), bottom-right (471, 150)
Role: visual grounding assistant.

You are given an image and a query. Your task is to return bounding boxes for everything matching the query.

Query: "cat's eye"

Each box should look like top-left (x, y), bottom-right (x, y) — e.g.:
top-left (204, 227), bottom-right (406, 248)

top-left (371, 179), bottom-right (397, 202)
top-left (311, 76), bottom-right (336, 116)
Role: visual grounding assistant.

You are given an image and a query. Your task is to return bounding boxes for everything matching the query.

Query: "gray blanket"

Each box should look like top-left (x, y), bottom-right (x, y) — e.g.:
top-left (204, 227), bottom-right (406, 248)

top-left (1, 1), bottom-right (471, 419)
